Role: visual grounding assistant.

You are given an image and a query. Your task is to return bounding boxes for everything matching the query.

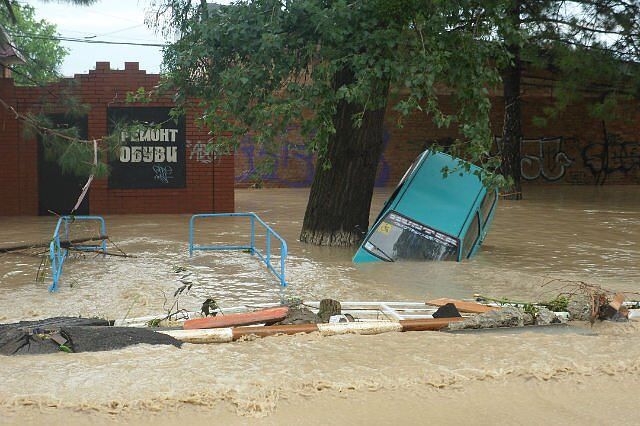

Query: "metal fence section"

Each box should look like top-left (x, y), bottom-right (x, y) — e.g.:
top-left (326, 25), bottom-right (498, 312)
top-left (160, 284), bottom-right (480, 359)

top-left (189, 213), bottom-right (288, 288)
top-left (49, 215), bottom-right (107, 292)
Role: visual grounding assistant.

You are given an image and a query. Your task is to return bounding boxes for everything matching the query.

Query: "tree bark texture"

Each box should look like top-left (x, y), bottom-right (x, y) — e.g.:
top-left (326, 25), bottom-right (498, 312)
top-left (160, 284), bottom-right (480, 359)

top-left (501, 1), bottom-right (523, 200)
top-left (300, 69), bottom-right (389, 246)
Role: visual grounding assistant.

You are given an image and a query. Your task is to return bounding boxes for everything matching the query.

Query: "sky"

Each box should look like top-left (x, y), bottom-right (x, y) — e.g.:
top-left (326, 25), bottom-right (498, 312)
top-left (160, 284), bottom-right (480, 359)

top-left (21, 0), bottom-right (227, 76)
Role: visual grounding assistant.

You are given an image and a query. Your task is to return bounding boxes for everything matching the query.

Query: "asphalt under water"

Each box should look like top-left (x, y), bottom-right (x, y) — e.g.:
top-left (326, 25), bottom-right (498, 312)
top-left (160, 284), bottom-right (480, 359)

top-left (0, 186), bottom-right (639, 424)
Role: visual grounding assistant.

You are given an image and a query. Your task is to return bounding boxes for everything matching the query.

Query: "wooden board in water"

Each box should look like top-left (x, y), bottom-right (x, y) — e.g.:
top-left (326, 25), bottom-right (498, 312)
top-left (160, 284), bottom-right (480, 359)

top-left (183, 307), bottom-right (289, 330)
top-left (426, 298), bottom-right (496, 314)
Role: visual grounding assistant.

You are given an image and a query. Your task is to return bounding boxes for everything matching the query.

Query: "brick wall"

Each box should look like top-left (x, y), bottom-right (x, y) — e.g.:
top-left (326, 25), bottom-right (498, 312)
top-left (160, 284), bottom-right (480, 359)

top-left (235, 70), bottom-right (640, 187)
top-left (0, 62), bottom-right (234, 216)
top-left (2, 62), bottom-right (638, 217)
top-left (0, 79), bottom-right (21, 214)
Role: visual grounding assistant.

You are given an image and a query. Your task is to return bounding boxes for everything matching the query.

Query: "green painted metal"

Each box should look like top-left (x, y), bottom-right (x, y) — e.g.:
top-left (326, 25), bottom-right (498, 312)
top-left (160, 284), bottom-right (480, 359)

top-left (353, 150), bottom-right (498, 263)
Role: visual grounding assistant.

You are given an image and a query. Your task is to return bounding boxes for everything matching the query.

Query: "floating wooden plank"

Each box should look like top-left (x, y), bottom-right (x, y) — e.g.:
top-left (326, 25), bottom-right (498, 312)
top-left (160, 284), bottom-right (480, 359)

top-left (161, 328), bottom-right (234, 344)
top-left (183, 306), bottom-right (289, 330)
top-left (232, 323), bottom-right (319, 339)
top-left (160, 317), bottom-right (463, 344)
top-left (426, 298), bottom-right (497, 314)
top-left (400, 317), bottom-right (464, 331)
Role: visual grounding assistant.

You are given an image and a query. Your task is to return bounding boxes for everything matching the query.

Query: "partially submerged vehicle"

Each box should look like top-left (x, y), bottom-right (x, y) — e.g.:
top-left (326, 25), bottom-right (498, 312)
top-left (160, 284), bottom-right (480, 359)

top-left (353, 150), bottom-right (498, 263)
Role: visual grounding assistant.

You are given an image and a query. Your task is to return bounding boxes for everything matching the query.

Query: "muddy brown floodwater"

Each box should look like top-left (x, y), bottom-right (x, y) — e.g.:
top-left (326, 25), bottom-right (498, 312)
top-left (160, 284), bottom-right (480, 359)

top-left (1, 186), bottom-right (639, 425)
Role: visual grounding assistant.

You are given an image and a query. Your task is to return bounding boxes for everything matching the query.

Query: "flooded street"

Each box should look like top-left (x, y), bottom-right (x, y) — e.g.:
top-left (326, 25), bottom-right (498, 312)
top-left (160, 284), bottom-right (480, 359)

top-left (1, 186), bottom-right (639, 424)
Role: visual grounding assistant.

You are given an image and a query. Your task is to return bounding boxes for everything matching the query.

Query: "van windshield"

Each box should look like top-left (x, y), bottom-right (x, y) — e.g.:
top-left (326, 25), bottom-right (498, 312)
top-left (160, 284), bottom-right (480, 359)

top-left (364, 211), bottom-right (459, 261)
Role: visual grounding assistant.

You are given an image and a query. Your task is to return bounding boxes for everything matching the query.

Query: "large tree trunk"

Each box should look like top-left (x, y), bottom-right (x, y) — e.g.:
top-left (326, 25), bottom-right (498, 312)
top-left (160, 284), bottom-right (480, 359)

top-left (501, 0), bottom-right (523, 200)
top-left (300, 69), bottom-right (389, 246)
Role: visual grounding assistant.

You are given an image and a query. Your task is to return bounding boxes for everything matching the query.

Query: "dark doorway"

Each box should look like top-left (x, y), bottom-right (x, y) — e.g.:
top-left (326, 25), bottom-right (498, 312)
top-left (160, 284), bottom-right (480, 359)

top-left (37, 115), bottom-right (90, 216)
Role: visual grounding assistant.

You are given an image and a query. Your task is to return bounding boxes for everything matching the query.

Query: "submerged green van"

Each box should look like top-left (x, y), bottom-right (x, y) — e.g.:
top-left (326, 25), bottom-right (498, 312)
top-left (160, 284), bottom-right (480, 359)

top-left (353, 150), bottom-right (498, 263)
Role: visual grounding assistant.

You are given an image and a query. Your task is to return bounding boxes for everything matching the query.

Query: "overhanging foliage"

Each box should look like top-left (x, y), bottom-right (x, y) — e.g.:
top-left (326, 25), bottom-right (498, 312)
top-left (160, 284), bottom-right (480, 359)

top-left (153, 0), bottom-right (515, 187)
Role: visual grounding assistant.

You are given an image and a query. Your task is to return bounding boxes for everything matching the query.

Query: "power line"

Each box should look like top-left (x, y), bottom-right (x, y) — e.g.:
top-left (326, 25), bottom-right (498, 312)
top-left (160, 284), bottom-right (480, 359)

top-left (9, 33), bottom-right (166, 47)
top-left (94, 23), bottom-right (146, 38)
top-left (16, 26), bottom-right (163, 44)
top-left (51, 24), bottom-right (152, 41)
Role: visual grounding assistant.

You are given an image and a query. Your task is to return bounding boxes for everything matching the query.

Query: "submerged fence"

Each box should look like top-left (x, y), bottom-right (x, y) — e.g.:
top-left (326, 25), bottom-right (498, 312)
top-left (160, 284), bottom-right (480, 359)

top-left (49, 216), bottom-right (107, 292)
top-left (189, 213), bottom-right (288, 288)
top-left (45, 213), bottom-right (288, 293)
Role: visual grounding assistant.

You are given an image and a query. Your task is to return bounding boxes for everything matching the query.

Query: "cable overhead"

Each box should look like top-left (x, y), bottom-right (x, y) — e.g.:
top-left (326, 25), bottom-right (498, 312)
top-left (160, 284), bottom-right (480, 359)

top-left (94, 23), bottom-right (145, 37)
top-left (9, 33), bottom-right (165, 47)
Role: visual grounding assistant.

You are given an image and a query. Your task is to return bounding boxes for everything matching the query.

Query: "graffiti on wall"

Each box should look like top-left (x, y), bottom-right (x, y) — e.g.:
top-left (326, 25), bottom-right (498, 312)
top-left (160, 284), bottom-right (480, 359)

top-left (582, 134), bottom-right (640, 184)
top-left (493, 136), bottom-right (574, 182)
top-left (235, 126), bottom-right (391, 187)
top-left (187, 139), bottom-right (215, 164)
top-left (520, 137), bottom-right (574, 181)
top-left (236, 141), bottom-right (315, 187)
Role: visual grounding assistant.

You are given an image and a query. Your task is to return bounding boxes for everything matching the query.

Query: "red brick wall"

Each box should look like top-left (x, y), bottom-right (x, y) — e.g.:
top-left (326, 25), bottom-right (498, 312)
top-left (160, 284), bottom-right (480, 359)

top-left (3, 62), bottom-right (638, 217)
top-left (235, 71), bottom-right (640, 187)
top-left (0, 80), bottom-right (21, 214)
top-left (0, 62), bottom-right (234, 216)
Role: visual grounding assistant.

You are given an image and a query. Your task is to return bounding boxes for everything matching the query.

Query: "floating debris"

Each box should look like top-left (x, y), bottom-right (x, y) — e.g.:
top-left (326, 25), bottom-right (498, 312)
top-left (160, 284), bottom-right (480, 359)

top-left (184, 307), bottom-right (289, 330)
top-left (4, 279), bottom-right (638, 354)
top-left (0, 235), bottom-right (108, 254)
top-left (275, 306), bottom-right (319, 325)
top-left (316, 299), bottom-right (342, 323)
top-left (448, 306), bottom-right (526, 330)
top-left (0, 317), bottom-right (181, 356)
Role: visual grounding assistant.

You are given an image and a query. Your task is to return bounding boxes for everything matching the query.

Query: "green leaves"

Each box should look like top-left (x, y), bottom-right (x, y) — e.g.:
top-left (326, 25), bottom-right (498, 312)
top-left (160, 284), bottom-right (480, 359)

top-left (155, 0), bottom-right (514, 183)
top-left (0, 3), bottom-right (68, 86)
top-left (126, 87), bottom-right (154, 104)
top-left (519, 0), bottom-right (640, 135)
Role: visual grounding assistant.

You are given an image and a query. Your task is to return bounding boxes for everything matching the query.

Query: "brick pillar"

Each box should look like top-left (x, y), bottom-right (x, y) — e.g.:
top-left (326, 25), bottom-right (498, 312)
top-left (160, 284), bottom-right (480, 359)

top-left (0, 79), bottom-right (20, 215)
top-left (214, 153), bottom-right (235, 212)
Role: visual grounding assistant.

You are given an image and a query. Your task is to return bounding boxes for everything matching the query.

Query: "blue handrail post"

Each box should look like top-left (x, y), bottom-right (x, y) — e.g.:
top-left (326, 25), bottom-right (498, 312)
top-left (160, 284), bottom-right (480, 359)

top-left (49, 240), bottom-right (58, 292)
top-left (99, 218), bottom-right (107, 257)
top-left (266, 229), bottom-right (271, 264)
top-left (250, 215), bottom-right (255, 255)
top-left (64, 219), bottom-right (70, 241)
top-left (48, 215), bottom-right (107, 292)
top-left (189, 215), bottom-right (195, 257)
top-left (280, 244), bottom-right (287, 287)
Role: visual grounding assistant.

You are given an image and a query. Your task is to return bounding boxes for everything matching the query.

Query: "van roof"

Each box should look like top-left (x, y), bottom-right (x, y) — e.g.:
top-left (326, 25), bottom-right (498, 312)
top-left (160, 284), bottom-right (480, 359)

top-left (393, 150), bottom-right (485, 238)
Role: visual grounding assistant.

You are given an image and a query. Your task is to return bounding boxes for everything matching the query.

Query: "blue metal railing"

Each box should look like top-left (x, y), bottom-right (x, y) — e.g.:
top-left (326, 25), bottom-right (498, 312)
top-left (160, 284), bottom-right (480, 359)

top-left (189, 213), bottom-right (288, 288)
top-left (49, 215), bottom-right (107, 292)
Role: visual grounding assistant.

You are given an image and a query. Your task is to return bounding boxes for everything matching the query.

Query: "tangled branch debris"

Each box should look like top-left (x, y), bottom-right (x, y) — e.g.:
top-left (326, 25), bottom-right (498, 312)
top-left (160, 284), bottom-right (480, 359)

top-left (146, 267), bottom-right (221, 327)
top-left (478, 278), bottom-right (638, 324)
top-left (539, 278), bottom-right (639, 323)
top-left (0, 235), bottom-right (109, 254)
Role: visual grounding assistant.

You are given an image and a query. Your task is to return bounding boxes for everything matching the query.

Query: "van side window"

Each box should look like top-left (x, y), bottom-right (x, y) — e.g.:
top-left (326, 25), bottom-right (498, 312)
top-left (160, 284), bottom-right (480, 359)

top-left (462, 214), bottom-right (480, 259)
top-left (479, 190), bottom-right (496, 224)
